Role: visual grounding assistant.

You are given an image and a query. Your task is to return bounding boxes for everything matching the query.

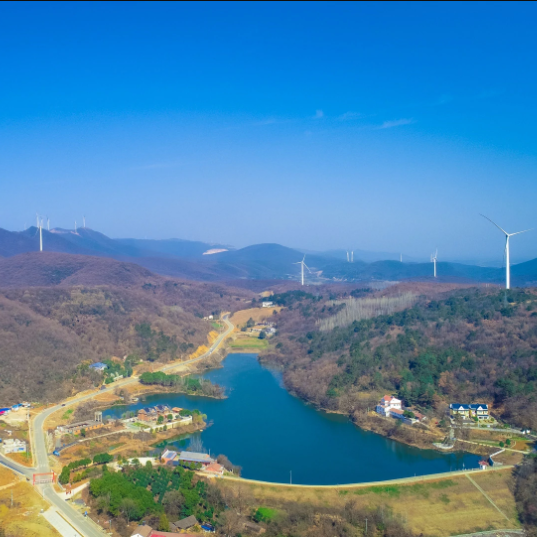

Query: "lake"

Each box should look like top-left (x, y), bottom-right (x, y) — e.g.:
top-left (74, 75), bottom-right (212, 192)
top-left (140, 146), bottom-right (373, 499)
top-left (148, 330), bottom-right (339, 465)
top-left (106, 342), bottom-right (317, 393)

top-left (104, 353), bottom-right (481, 485)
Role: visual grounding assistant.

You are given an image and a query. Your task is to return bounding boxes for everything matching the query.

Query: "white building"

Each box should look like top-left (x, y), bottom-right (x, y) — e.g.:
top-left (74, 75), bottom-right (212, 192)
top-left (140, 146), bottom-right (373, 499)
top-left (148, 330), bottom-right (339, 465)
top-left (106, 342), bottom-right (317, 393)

top-left (262, 301), bottom-right (274, 308)
top-left (376, 395), bottom-right (402, 417)
top-left (1, 438), bottom-right (27, 455)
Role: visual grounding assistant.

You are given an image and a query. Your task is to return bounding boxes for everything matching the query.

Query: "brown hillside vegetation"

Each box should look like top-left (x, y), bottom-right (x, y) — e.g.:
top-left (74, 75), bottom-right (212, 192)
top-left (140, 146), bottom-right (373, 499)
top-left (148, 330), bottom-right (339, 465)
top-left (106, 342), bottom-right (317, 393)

top-left (0, 251), bottom-right (163, 288)
top-left (0, 276), bottom-right (253, 405)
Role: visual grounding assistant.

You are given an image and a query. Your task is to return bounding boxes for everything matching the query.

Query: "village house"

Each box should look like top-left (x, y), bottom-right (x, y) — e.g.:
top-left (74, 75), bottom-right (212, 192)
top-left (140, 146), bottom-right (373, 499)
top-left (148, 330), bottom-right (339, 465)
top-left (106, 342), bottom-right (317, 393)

top-left (161, 449), bottom-right (177, 464)
top-left (203, 461), bottom-right (225, 477)
top-left (1, 438), bottom-right (26, 455)
top-left (131, 524), bottom-right (198, 537)
top-left (89, 362), bottom-right (108, 372)
top-left (55, 412), bottom-right (104, 436)
top-left (262, 301), bottom-right (274, 308)
top-left (177, 451), bottom-right (214, 467)
top-left (171, 515), bottom-right (198, 532)
top-left (376, 395), bottom-right (402, 417)
top-left (449, 403), bottom-right (489, 420)
top-left (136, 405), bottom-right (172, 423)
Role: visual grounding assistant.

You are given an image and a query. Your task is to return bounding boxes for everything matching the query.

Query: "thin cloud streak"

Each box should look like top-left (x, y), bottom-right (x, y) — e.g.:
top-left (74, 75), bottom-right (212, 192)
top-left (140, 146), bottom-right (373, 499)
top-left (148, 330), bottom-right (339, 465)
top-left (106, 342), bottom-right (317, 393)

top-left (378, 118), bottom-right (415, 129)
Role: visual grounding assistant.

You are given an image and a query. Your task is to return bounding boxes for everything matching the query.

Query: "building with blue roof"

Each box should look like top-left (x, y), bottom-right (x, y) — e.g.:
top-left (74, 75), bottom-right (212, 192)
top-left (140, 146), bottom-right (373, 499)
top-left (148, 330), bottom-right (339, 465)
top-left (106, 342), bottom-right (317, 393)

top-left (89, 362), bottom-right (108, 372)
top-left (450, 403), bottom-right (489, 420)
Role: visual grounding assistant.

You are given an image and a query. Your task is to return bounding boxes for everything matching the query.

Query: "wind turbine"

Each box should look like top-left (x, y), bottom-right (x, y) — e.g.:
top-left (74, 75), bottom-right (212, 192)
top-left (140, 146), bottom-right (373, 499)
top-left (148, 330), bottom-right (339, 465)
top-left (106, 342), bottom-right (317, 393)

top-left (35, 213), bottom-right (44, 252)
top-left (351, 251), bottom-right (354, 263)
top-left (293, 256), bottom-right (310, 286)
top-left (346, 251), bottom-right (349, 263)
top-left (430, 249), bottom-right (438, 278)
top-left (481, 214), bottom-right (532, 290)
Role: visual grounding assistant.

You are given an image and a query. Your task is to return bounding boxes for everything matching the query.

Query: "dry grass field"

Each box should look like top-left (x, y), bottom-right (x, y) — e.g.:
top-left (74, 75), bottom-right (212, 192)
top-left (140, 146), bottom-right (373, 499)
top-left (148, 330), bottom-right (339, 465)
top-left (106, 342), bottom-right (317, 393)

top-left (230, 469), bottom-right (519, 537)
top-left (0, 473), bottom-right (59, 537)
top-left (231, 306), bottom-right (282, 327)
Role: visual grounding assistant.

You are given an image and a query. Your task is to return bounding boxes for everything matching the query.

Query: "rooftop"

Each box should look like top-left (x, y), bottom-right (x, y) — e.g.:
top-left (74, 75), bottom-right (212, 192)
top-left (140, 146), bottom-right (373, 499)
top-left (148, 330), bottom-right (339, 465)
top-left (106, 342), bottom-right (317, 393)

top-left (178, 451), bottom-right (214, 463)
top-left (173, 515), bottom-right (198, 529)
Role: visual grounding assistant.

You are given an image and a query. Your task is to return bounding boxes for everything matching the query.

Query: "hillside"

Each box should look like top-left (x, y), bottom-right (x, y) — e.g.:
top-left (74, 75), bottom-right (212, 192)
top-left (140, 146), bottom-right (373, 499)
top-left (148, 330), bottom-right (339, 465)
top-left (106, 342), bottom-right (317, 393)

top-left (1, 226), bottom-right (536, 285)
top-left (0, 252), bottom-right (164, 288)
top-left (0, 286), bottom-right (210, 404)
top-left (260, 285), bottom-right (537, 430)
top-left (0, 255), bottom-right (255, 404)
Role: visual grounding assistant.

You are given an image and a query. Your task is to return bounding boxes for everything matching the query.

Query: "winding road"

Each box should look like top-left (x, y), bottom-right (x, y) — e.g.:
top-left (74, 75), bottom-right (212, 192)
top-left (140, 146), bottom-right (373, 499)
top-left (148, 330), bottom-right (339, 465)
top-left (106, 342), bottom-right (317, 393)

top-left (0, 315), bottom-right (234, 536)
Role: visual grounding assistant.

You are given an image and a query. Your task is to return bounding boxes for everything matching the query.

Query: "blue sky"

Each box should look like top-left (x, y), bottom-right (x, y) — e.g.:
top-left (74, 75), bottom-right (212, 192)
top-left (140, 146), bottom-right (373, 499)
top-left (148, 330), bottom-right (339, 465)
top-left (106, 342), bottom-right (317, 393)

top-left (1, 2), bottom-right (536, 262)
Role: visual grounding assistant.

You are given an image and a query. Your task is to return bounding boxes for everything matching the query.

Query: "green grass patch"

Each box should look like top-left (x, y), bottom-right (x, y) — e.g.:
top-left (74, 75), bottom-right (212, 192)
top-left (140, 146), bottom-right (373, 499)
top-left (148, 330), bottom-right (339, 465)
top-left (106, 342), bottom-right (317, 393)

top-left (230, 337), bottom-right (269, 349)
top-left (211, 321), bottom-right (223, 330)
top-left (254, 507), bottom-right (278, 523)
top-left (354, 479), bottom-right (456, 499)
top-left (61, 409), bottom-right (73, 420)
top-left (108, 442), bottom-right (125, 451)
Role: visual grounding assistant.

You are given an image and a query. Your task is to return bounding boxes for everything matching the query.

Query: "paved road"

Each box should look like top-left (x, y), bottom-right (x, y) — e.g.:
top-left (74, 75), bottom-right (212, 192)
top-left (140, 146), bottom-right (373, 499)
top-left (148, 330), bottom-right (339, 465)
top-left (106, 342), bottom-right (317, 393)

top-left (0, 315), bottom-right (234, 537)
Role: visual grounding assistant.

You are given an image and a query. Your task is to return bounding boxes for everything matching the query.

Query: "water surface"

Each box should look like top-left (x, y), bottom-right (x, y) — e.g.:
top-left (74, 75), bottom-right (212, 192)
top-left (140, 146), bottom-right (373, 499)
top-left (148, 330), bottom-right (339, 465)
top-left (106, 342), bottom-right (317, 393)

top-left (104, 353), bottom-right (480, 485)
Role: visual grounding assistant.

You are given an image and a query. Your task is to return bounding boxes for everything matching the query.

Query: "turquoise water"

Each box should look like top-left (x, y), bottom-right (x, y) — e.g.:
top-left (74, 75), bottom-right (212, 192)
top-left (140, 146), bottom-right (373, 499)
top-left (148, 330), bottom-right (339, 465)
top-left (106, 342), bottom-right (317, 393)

top-left (104, 353), bottom-right (480, 485)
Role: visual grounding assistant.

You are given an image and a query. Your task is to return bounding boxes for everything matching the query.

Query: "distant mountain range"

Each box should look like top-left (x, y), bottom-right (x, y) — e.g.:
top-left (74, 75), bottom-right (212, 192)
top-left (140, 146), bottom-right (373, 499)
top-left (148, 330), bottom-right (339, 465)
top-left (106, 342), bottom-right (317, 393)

top-left (0, 226), bottom-right (535, 287)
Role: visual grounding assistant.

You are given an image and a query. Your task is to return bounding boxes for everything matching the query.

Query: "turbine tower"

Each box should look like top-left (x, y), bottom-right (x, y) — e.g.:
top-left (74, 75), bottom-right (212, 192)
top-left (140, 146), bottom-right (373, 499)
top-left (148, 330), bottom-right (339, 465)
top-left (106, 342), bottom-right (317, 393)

top-left (83, 215), bottom-right (86, 229)
top-left (47, 217), bottom-right (50, 231)
top-left (293, 256), bottom-right (310, 286)
top-left (346, 251), bottom-right (349, 262)
top-left (400, 253), bottom-right (403, 263)
top-left (351, 251), bottom-right (354, 263)
top-left (74, 220), bottom-right (77, 233)
top-left (481, 214), bottom-right (532, 290)
top-left (39, 218), bottom-right (43, 252)
top-left (431, 249), bottom-right (438, 278)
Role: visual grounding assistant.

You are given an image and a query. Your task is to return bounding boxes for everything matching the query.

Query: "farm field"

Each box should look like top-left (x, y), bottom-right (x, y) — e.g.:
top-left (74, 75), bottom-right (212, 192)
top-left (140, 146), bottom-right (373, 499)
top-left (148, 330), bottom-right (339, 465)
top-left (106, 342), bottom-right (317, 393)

top-left (233, 468), bottom-right (519, 537)
top-left (231, 306), bottom-right (282, 327)
top-left (229, 335), bottom-right (269, 350)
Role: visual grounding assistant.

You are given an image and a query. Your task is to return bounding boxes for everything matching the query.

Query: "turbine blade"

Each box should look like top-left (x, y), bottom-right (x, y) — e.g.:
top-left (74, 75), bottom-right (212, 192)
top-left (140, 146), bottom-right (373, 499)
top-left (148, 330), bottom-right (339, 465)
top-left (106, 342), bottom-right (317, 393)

top-left (481, 214), bottom-right (508, 236)
top-left (509, 228), bottom-right (533, 237)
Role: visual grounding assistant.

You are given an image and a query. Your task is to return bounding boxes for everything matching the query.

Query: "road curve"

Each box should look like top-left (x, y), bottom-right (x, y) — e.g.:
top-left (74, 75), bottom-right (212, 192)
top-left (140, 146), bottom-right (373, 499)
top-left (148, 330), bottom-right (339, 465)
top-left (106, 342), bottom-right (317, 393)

top-left (0, 314), bottom-right (234, 537)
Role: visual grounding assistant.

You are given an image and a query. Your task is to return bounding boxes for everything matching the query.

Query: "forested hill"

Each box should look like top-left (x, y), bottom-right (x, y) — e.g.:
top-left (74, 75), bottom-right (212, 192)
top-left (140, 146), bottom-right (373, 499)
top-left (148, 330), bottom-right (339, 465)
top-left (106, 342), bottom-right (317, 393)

top-left (261, 286), bottom-right (537, 429)
top-left (0, 281), bottom-right (254, 405)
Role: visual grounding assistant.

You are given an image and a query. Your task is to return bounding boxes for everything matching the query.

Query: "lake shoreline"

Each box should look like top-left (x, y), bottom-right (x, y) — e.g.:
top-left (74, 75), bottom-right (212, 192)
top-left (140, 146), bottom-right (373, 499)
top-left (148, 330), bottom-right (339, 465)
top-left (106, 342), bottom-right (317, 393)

top-left (103, 353), bottom-right (481, 485)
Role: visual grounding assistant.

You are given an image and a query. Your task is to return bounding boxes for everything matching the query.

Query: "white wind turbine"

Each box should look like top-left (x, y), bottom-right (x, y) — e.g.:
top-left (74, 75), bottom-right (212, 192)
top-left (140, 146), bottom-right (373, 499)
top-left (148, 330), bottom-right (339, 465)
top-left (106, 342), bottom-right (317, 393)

top-left (36, 213), bottom-right (43, 252)
top-left (39, 218), bottom-right (43, 252)
top-left (293, 255), bottom-right (310, 286)
top-left (346, 251), bottom-right (349, 263)
top-left (481, 214), bottom-right (532, 290)
top-left (430, 249), bottom-right (438, 278)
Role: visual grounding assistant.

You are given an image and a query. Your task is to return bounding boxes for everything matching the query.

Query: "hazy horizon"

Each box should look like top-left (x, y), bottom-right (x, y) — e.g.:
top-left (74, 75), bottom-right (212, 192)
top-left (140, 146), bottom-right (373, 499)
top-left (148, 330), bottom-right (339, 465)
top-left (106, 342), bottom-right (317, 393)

top-left (1, 2), bottom-right (536, 263)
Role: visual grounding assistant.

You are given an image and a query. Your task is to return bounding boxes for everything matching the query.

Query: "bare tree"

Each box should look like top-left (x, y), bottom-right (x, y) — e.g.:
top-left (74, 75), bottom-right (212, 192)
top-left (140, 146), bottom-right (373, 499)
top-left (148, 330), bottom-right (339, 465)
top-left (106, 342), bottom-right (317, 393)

top-left (217, 509), bottom-right (244, 537)
top-left (318, 293), bottom-right (417, 331)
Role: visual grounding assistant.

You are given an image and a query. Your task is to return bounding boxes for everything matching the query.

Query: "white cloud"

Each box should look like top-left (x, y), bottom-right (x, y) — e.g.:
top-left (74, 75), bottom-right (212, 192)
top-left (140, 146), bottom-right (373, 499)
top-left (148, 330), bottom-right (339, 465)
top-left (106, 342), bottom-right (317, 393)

top-left (378, 118), bottom-right (415, 129)
top-left (314, 109), bottom-right (324, 119)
